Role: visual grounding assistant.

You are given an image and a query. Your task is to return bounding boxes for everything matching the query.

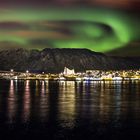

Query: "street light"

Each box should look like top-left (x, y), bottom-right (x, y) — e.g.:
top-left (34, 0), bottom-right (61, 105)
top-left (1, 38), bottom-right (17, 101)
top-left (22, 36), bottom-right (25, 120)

top-left (26, 70), bottom-right (29, 73)
top-left (10, 69), bottom-right (14, 72)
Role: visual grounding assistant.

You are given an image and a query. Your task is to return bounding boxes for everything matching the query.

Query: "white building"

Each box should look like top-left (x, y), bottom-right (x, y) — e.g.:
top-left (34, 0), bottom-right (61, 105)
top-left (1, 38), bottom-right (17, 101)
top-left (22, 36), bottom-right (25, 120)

top-left (63, 67), bottom-right (75, 75)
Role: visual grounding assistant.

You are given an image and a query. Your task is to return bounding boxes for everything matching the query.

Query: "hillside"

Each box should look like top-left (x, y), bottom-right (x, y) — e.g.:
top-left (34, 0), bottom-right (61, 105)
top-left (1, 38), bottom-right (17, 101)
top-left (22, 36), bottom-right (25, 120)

top-left (0, 48), bottom-right (139, 73)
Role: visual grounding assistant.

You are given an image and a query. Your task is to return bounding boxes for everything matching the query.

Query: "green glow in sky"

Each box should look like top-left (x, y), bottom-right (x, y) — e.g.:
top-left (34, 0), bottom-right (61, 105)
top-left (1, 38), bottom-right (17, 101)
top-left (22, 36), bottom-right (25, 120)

top-left (0, 7), bottom-right (139, 52)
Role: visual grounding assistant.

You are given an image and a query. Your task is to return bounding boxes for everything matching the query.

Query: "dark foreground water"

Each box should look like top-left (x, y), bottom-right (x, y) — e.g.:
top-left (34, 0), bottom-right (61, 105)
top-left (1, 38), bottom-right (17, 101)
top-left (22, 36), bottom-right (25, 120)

top-left (0, 80), bottom-right (140, 140)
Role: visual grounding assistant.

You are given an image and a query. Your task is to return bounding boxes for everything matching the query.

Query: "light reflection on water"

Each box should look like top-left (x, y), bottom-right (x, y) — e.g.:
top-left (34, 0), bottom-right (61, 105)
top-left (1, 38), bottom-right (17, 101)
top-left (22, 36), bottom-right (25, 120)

top-left (0, 80), bottom-right (140, 137)
top-left (8, 80), bottom-right (16, 123)
top-left (58, 81), bottom-right (76, 128)
top-left (23, 80), bottom-right (31, 122)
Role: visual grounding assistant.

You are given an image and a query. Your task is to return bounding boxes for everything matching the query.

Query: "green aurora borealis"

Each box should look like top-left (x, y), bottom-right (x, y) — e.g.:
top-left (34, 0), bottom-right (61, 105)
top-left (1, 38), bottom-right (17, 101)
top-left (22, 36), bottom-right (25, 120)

top-left (0, 7), bottom-right (140, 53)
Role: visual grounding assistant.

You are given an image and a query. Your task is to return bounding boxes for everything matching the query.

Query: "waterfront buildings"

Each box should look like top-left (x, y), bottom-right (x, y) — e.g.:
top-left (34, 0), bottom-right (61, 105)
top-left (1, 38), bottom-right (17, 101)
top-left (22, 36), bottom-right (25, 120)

top-left (0, 68), bottom-right (139, 81)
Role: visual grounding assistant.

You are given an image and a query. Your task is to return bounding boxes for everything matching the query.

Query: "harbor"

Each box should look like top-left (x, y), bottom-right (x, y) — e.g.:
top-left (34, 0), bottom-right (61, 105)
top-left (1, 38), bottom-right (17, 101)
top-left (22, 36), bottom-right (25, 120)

top-left (0, 67), bottom-right (140, 81)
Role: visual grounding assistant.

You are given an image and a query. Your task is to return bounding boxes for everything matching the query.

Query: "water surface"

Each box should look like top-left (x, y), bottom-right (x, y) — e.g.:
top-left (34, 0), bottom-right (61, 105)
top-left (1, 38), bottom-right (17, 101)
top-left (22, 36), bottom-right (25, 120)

top-left (0, 80), bottom-right (140, 139)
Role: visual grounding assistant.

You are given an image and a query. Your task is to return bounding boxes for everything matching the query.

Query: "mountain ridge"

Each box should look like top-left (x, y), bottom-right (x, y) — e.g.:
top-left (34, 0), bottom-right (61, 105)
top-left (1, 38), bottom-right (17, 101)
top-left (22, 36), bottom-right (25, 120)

top-left (0, 48), bottom-right (139, 73)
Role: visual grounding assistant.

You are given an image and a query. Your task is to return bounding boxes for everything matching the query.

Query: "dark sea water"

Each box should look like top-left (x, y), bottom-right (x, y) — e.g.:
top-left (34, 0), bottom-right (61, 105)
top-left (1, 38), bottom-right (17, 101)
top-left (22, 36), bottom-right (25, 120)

top-left (0, 80), bottom-right (140, 140)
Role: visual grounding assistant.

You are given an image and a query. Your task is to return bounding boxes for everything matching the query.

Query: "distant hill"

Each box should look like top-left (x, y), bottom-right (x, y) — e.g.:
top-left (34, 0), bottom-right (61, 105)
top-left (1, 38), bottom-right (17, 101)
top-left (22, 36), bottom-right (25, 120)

top-left (0, 48), bottom-right (139, 73)
top-left (106, 42), bottom-right (140, 57)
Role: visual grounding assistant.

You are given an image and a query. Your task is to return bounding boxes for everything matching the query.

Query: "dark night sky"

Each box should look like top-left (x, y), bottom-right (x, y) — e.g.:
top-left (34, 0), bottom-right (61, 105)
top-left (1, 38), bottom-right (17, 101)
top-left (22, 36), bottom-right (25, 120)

top-left (1, 0), bottom-right (140, 9)
top-left (0, 0), bottom-right (140, 56)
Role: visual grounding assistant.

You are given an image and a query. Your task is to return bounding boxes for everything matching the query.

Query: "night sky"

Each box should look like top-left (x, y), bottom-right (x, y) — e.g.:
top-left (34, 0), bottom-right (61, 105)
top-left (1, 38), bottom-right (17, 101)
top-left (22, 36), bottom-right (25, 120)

top-left (0, 0), bottom-right (140, 56)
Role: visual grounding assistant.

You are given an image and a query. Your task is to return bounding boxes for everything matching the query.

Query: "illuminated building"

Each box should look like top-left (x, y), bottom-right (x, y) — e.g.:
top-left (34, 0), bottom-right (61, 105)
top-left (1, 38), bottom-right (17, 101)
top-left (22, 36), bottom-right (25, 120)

top-left (63, 67), bottom-right (75, 75)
